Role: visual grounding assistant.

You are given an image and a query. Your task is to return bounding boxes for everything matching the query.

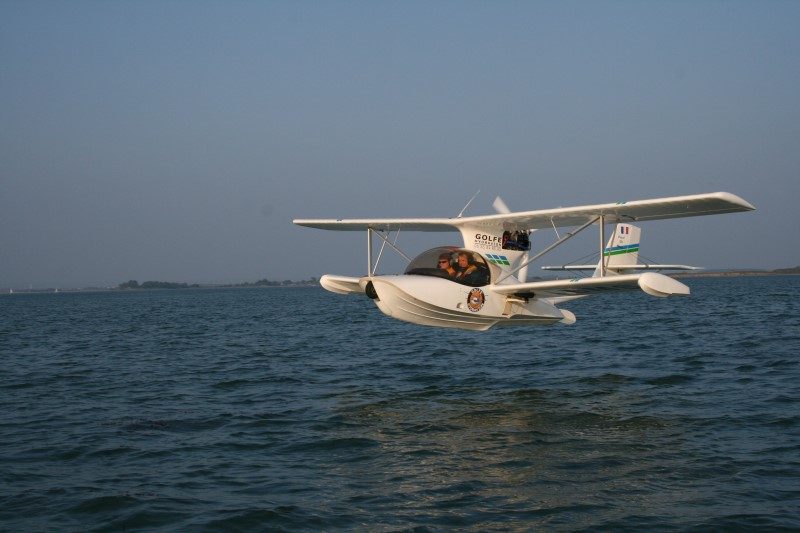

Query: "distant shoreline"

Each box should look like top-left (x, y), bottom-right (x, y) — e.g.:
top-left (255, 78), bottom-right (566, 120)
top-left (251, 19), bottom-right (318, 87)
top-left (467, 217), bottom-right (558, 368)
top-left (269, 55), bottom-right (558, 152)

top-left (2, 283), bottom-right (321, 295)
top-left (3, 268), bottom-right (798, 294)
top-left (673, 267), bottom-right (800, 278)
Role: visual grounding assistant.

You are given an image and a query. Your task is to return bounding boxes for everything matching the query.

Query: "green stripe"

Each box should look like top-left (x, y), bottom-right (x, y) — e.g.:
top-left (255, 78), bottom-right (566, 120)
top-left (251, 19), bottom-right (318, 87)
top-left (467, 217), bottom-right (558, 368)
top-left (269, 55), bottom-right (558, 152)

top-left (603, 247), bottom-right (639, 257)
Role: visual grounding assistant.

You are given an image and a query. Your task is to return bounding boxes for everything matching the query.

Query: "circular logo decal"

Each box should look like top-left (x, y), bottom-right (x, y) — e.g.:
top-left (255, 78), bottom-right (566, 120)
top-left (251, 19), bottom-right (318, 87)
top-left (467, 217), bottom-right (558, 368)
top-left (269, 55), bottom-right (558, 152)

top-left (467, 288), bottom-right (485, 312)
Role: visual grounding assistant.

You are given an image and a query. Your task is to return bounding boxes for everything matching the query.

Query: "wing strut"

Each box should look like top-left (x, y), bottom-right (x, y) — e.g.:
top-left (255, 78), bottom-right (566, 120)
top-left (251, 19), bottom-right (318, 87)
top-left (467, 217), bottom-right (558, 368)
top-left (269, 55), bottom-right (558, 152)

top-left (373, 228), bottom-right (396, 273)
top-left (374, 230), bottom-right (412, 262)
top-left (497, 216), bottom-right (600, 283)
top-left (366, 227), bottom-right (413, 276)
top-left (599, 214), bottom-right (605, 277)
top-left (367, 228), bottom-right (373, 276)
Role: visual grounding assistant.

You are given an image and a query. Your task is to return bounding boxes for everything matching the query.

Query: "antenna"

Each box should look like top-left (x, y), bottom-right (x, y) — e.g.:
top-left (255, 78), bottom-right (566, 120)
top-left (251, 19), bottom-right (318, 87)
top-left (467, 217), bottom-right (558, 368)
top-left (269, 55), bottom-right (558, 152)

top-left (457, 190), bottom-right (480, 218)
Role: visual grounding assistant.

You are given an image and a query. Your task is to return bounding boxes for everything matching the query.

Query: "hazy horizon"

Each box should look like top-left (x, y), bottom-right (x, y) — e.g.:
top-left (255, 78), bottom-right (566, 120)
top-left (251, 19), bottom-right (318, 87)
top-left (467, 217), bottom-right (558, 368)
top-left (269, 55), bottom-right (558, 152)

top-left (2, 2), bottom-right (798, 288)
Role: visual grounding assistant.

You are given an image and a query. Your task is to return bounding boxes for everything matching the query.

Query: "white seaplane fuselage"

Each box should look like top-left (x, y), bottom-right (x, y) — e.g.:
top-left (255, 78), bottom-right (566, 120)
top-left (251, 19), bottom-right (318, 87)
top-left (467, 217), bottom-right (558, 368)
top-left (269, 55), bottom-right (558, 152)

top-left (361, 274), bottom-right (571, 331)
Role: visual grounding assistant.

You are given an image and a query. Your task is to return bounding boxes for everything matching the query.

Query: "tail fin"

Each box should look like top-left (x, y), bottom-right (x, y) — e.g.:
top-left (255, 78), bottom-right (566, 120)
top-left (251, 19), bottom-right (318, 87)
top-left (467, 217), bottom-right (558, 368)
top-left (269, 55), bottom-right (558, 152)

top-left (594, 224), bottom-right (641, 277)
top-left (544, 223), bottom-right (700, 274)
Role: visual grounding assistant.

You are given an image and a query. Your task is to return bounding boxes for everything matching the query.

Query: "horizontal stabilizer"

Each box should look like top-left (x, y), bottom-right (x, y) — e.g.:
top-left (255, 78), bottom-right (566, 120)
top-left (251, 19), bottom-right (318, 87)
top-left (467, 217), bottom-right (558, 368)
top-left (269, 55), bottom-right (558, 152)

top-left (542, 264), bottom-right (701, 271)
top-left (492, 272), bottom-right (689, 299)
top-left (320, 275), bottom-right (364, 295)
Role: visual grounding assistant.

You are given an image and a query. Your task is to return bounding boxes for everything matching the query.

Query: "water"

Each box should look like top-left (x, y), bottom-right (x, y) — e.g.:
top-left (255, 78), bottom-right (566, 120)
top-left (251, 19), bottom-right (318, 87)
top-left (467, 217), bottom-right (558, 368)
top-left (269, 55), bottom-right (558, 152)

top-left (1, 277), bottom-right (799, 531)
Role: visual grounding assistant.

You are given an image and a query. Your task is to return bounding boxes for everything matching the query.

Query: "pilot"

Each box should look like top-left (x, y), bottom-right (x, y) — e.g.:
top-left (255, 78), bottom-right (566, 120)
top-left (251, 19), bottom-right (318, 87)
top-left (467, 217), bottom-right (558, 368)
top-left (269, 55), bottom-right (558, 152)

top-left (437, 253), bottom-right (456, 277)
top-left (454, 252), bottom-right (480, 284)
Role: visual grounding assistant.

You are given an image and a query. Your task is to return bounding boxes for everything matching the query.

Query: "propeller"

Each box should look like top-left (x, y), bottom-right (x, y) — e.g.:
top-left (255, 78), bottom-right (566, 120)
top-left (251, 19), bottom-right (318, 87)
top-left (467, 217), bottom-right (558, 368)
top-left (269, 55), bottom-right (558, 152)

top-left (492, 196), bottom-right (511, 214)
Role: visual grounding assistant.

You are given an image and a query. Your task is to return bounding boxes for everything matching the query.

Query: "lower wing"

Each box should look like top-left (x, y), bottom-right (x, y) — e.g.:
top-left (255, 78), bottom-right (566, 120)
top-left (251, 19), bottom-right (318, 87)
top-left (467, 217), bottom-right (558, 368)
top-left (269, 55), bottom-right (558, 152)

top-left (492, 272), bottom-right (689, 299)
top-left (541, 264), bottom-right (700, 271)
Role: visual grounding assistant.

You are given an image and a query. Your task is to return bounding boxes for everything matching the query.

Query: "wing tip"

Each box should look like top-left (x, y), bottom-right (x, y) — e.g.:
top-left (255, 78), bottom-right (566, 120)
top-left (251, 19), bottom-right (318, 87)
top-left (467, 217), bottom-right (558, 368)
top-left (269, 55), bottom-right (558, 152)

top-left (320, 274), bottom-right (364, 294)
top-left (710, 191), bottom-right (756, 211)
top-left (638, 272), bottom-right (690, 297)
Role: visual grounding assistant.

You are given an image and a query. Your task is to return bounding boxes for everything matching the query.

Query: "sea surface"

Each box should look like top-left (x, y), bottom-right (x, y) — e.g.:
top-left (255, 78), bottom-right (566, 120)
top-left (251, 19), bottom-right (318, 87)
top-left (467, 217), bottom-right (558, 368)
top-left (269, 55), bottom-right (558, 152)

top-left (1, 276), bottom-right (799, 531)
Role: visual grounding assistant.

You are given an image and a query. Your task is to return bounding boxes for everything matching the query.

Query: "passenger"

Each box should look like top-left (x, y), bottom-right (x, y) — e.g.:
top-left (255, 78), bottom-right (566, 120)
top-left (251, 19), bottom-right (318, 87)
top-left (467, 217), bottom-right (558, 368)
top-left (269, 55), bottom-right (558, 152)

top-left (437, 253), bottom-right (456, 277)
top-left (503, 231), bottom-right (522, 250)
top-left (503, 230), bottom-right (531, 251)
top-left (455, 252), bottom-right (480, 284)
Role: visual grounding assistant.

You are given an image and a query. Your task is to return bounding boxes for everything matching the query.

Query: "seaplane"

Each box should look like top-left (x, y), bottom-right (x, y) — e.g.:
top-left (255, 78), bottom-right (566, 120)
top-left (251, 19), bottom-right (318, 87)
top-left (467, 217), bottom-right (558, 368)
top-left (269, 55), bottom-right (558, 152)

top-left (293, 192), bottom-right (754, 331)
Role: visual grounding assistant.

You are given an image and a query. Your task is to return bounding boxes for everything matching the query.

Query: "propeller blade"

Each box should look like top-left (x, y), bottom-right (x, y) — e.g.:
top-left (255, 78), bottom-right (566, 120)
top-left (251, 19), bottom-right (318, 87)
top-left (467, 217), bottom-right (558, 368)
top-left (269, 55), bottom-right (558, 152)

top-left (492, 196), bottom-right (511, 214)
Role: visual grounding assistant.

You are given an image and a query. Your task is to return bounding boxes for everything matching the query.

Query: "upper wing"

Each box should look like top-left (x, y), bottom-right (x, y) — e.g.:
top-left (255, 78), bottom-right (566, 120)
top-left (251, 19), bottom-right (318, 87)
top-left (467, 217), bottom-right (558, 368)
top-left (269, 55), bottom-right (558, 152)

top-left (492, 272), bottom-right (690, 299)
top-left (466, 191), bottom-right (754, 231)
top-left (294, 192), bottom-right (754, 232)
top-left (293, 218), bottom-right (458, 232)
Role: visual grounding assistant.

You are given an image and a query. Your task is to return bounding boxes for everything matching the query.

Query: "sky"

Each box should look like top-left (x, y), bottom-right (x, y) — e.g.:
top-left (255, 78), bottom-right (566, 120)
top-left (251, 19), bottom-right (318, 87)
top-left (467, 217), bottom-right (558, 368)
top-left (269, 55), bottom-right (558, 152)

top-left (1, 1), bottom-right (798, 288)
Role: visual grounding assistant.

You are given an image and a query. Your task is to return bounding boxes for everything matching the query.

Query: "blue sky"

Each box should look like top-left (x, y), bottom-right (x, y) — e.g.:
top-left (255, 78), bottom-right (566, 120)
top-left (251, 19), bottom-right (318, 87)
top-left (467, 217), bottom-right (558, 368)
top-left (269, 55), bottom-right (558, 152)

top-left (1, 1), bottom-right (798, 287)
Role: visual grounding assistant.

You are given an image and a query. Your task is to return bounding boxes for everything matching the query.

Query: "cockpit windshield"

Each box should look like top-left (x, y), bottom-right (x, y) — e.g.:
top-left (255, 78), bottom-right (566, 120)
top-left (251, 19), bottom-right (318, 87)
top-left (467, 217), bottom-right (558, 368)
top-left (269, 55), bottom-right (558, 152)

top-left (404, 247), bottom-right (491, 287)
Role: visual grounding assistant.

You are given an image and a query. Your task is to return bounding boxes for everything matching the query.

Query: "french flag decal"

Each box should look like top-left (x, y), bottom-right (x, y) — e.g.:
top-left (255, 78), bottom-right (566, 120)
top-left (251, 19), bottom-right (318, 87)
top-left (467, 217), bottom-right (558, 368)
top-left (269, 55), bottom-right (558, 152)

top-left (620, 226), bottom-right (629, 234)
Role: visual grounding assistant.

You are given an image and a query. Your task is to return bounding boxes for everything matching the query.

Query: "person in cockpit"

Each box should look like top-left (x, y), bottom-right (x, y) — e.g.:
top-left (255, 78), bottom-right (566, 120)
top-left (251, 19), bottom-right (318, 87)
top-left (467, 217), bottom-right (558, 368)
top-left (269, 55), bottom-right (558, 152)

top-left (455, 252), bottom-right (480, 284)
top-left (437, 253), bottom-right (456, 277)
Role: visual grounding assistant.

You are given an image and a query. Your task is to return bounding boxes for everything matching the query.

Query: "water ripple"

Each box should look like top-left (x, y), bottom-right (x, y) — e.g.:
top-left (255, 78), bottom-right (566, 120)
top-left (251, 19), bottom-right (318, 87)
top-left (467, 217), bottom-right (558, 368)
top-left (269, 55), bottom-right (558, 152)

top-left (1, 279), bottom-right (799, 529)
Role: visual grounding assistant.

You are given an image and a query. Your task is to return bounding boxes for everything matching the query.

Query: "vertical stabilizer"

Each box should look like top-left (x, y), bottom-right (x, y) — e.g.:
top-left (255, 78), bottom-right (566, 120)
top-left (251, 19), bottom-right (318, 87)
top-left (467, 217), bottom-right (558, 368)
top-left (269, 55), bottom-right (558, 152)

top-left (594, 224), bottom-right (641, 276)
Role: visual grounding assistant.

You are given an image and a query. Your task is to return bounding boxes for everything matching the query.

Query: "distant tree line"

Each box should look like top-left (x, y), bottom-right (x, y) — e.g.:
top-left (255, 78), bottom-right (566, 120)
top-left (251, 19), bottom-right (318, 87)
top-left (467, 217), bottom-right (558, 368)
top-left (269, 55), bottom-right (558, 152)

top-left (117, 278), bottom-right (318, 290)
top-left (235, 277), bottom-right (318, 287)
top-left (118, 280), bottom-right (199, 290)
